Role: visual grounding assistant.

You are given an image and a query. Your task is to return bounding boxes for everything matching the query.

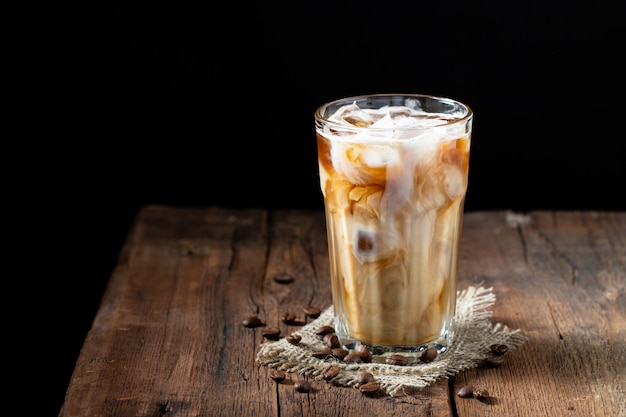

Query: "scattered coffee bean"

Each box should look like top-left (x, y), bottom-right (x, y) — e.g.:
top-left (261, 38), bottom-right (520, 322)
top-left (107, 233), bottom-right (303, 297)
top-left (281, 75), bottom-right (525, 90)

top-left (280, 312), bottom-right (296, 324)
top-left (273, 273), bottom-right (294, 284)
top-left (321, 364), bottom-right (340, 381)
top-left (286, 333), bottom-right (302, 345)
top-left (312, 348), bottom-right (333, 359)
top-left (323, 333), bottom-right (341, 348)
top-left (355, 345), bottom-right (372, 363)
top-left (457, 385), bottom-right (475, 398)
top-left (294, 379), bottom-right (311, 393)
top-left (457, 385), bottom-right (490, 401)
top-left (358, 381), bottom-right (381, 396)
top-left (303, 305), bottom-right (321, 318)
top-left (315, 325), bottom-right (335, 336)
top-left (357, 371), bottom-right (375, 385)
top-left (473, 388), bottom-right (489, 401)
top-left (420, 347), bottom-right (438, 363)
top-left (483, 355), bottom-right (505, 368)
top-left (242, 315), bottom-right (263, 328)
top-left (261, 327), bottom-right (281, 340)
top-left (385, 354), bottom-right (408, 366)
top-left (269, 369), bottom-right (286, 383)
top-left (490, 344), bottom-right (508, 355)
top-left (343, 352), bottom-right (363, 363)
top-left (331, 347), bottom-right (349, 360)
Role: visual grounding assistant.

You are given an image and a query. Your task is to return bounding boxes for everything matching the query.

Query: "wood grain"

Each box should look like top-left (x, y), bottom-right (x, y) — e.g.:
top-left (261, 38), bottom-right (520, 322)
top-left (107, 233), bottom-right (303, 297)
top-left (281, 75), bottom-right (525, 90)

top-left (59, 207), bottom-right (626, 417)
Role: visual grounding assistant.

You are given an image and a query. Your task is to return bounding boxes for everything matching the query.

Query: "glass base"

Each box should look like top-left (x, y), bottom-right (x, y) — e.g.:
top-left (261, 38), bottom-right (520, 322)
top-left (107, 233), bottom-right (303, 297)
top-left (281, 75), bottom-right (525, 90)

top-left (338, 337), bottom-right (451, 365)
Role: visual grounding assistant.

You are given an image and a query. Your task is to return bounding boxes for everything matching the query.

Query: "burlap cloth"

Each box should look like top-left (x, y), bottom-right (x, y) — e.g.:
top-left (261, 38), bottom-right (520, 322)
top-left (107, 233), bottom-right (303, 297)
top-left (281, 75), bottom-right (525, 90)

top-left (256, 286), bottom-right (526, 396)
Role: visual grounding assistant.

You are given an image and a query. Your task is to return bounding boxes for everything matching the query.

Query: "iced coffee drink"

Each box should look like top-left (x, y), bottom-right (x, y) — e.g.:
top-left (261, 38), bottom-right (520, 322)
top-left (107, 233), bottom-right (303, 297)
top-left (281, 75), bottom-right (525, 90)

top-left (314, 94), bottom-right (473, 354)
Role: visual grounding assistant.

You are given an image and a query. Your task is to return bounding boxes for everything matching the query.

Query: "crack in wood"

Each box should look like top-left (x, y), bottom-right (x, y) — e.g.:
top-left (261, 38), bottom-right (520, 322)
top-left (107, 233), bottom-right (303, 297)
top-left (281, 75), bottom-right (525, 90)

top-left (538, 231), bottom-right (579, 286)
top-left (546, 301), bottom-right (564, 340)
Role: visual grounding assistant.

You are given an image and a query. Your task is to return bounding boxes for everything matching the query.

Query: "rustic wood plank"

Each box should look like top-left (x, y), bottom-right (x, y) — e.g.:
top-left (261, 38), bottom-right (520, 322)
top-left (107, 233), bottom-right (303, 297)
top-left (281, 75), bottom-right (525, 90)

top-left (453, 210), bottom-right (626, 417)
top-left (59, 208), bottom-right (626, 417)
top-left (61, 206), bottom-right (274, 416)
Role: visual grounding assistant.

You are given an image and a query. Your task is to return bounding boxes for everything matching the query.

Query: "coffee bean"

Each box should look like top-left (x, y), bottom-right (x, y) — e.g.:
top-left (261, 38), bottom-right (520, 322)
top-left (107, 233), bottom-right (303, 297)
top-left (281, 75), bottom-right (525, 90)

top-left (385, 354), bottom-right (408, 366)
top-left (312, 349), bottom-right (332, 359)
top-left (473, 388), bottom-right (489, 401)
top-left (343, 353), bottom-right (363, 363)
top-left (420, 347), bottom-right (438, 363)
top-left (331, 347), bottom-right (349, 360)
top-left (269, 369), bottom-right (286, 383)
top-left (242, 315), bottom-right (263, 328)
top-left (323, 333), bottom-right (341, 348)
top-left (280, 312), bottom-right (297, 324)
top-left (286, 333), bottom-right (302, 345)
top-left (358, 381), bottom-right (380, 396)
top-left (261, 327), bottom-right (281, 340)
top-left (273, 273), bottom-right (294, 284)
top-left (294, 379), bottom-right (311, 393)
top-left (303, 305), bottom-right (321, 318)
top-left (355, 345), bottom-right (372, 363)
top-left (357, 371), bottom-right (375, 385)
top-left (457, 385), bottom-right (475, 398)
top-left (315, 325), bottom-right (335, 336)
top-left (490, 344), bottom-right (508, 355)
top-left (321, 364), bottom-right (340, 381)
top-left (483, 355), bottom-right (505, 368)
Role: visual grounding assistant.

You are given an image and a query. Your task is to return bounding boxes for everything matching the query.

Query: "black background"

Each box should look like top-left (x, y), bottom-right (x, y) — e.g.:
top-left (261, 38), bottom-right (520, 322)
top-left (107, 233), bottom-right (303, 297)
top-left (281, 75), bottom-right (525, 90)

top-left (47, 2), bottom-right (624, 414)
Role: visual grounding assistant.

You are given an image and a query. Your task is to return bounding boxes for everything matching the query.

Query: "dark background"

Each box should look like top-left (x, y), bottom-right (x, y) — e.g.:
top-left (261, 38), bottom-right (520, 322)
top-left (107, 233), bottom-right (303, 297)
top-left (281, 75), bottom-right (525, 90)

top-left (48, 2), bottom-right (623, 414)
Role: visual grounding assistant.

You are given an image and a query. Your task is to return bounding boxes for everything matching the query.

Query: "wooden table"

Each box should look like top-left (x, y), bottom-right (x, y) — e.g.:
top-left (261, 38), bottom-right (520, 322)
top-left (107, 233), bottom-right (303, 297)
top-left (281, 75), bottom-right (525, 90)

top-left (59, 206), bottom-right (625, 417)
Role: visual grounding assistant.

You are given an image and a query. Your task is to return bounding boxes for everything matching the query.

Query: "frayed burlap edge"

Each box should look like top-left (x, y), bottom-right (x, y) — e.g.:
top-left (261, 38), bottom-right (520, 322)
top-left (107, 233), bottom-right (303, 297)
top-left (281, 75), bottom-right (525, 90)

top-left (256, 286), bottom-right (527, 396)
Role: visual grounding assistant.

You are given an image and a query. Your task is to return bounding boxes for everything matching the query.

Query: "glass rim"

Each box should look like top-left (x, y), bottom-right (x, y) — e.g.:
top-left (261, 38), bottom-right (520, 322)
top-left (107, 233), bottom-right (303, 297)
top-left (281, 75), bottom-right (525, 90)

top-left (314, 93), bottom-right (473, 132)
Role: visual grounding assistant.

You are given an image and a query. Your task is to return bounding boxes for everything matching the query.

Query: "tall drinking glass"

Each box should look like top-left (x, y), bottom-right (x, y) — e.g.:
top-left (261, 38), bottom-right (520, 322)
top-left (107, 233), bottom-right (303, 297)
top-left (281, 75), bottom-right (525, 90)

top-left (314, 94), bottom-right (473, 356)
